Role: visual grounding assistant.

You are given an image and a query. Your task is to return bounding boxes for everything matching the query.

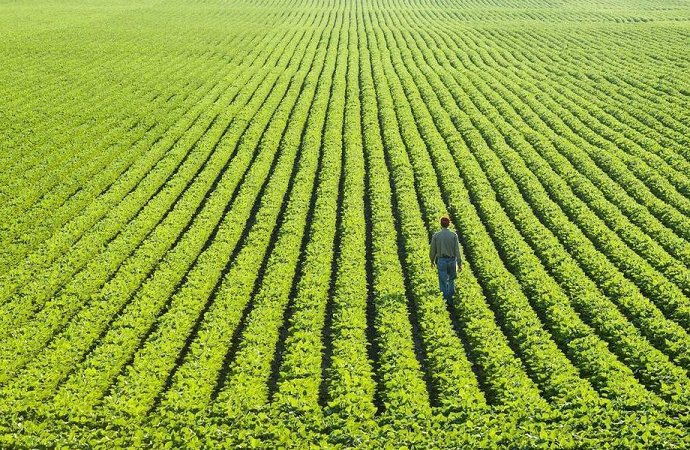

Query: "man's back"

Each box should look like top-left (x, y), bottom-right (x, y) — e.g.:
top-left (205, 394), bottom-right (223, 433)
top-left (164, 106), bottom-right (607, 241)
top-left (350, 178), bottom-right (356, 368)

top-left (430, 228), bottom-right (461, 264)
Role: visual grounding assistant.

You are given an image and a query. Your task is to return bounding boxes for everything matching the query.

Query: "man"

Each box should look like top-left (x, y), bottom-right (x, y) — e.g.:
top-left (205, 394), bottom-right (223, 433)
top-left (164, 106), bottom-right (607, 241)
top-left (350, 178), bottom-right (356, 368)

top-left (429, 216), bottom-right (463, 304)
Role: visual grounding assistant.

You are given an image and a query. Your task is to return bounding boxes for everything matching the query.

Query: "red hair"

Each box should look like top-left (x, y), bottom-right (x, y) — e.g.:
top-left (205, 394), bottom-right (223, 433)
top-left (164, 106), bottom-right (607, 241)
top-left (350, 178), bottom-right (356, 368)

top-left (440, 216), bottom-right (450, 228)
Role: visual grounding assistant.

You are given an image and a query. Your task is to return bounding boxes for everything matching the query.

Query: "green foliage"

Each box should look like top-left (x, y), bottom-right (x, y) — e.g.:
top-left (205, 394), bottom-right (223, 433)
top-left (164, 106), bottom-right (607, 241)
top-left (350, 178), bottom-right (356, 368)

top-left (1, 0), bottom-right (689, 447)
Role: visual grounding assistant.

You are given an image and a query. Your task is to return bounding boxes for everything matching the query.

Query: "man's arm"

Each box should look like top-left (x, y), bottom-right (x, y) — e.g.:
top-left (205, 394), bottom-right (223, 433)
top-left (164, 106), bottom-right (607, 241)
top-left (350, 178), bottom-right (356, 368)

top-left (454, 233), bottom-right (462, 270)
top-left (429, 233), bottom-right (437, 266)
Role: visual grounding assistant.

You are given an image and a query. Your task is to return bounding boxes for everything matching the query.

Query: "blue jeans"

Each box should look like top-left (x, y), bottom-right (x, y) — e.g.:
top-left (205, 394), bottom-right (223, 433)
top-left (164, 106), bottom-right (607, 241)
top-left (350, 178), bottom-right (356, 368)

top-left (437, 257), bottom-right (457, 303)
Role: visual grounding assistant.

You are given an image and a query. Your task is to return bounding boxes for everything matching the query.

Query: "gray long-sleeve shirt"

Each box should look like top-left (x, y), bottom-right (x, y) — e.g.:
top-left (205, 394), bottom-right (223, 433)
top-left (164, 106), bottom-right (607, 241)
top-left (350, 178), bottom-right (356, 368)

top-left (429, 228), bottom-right (462, 265)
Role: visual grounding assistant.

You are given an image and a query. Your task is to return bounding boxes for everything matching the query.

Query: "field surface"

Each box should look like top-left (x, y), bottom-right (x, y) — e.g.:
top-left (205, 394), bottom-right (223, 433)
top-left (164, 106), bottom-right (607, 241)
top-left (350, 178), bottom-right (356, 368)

top-left (1, 0), bottom-right (690, 447)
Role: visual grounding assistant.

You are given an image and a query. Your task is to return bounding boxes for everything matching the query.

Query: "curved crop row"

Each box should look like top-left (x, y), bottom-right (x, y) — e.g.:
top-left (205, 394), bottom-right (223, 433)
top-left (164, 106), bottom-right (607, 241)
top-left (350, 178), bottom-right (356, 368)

top-left (372, 13), bottom-right (547, 412)
top-left (402, 18), bottom-right (690, 388)
top-left (0, 14), bottom-right (325, 415)
top-left (155, 11), bottom-right (340, 418)
top-left (271, 6), bottom-right (348, 418)
top-left (356, 4), bottom-right (432, 420)
top-left (51, 14), bottom-right (332, 418)
top-left (206, 10), bottom-right (344, 418)
top-left (0, 29), bottom-right (264, 275)
top-left (0, 17), bottom-right (313, 384)
top-left (373, 7), bottom-right (615, 412)
top-left (321, 10), bottom-right (378, 429)
top-left (363, 14), bottom-right (486, 414)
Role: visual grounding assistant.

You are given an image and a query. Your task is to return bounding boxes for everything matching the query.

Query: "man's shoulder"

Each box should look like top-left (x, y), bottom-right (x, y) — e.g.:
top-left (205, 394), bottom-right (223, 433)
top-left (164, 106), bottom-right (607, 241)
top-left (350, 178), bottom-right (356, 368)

top-left (444, 229), bottom-right (459, 241)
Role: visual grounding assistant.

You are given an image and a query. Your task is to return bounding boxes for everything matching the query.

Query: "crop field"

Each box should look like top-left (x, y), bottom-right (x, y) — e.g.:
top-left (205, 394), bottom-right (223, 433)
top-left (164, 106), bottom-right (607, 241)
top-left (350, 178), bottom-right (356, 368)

top-left (1, 0), bottom-right (690, 447)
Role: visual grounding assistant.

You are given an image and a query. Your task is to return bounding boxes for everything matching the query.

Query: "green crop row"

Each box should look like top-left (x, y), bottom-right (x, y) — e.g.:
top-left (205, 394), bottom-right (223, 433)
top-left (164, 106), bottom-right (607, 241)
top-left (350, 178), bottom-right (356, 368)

top-left (1, 0), bottom-right (689, 446)
top-left (0, 13), bottom-right (323, 414)
top-left (401, 16), bottom-right (690, 399)
top-left (0, 28), bottom-right (285, 383)
top-left (58, 14), bottom-right (330, 418)
top-left (364, 14), bottom-right (487, 415)
top-left (209, 9), bottom-right (343, 417)
top-left (320, 9), bottom-right (378, 432)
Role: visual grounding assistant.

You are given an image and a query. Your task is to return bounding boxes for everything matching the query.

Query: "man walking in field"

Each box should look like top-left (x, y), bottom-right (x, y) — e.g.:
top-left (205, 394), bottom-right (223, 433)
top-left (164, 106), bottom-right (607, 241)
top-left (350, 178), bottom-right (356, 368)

top-left (429, 216), bottom-right (463, 304)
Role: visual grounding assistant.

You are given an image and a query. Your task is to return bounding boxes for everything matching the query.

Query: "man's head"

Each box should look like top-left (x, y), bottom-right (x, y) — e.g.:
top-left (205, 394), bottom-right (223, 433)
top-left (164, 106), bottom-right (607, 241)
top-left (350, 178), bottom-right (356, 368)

top-left (440, 216), bottom-right (450, 228)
